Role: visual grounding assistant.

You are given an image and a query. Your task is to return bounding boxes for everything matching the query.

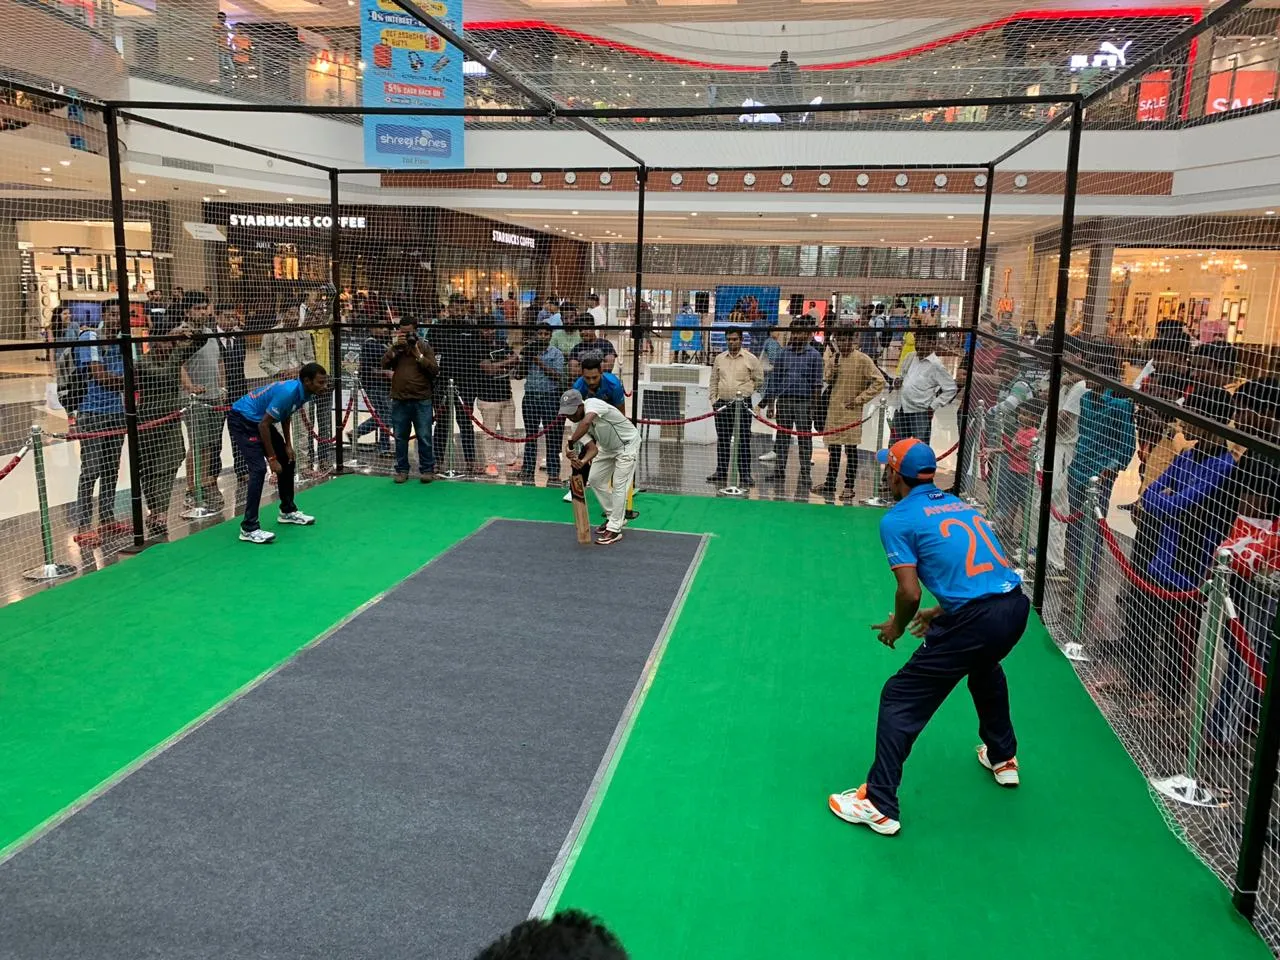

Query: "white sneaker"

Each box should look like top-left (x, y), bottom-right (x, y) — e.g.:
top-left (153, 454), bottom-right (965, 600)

top-left (562, 490), bottom-right (573, 503)
top-left (827, 784), bottom-right (900, 836)
top-left (977, 745), bottom-right (1020, 787)
top-left (239, 528), bottom-right (276, 544)
top-left (278, 511), bottom-right (315, 526)
top-left (759, 451), bottom-right (778, 462)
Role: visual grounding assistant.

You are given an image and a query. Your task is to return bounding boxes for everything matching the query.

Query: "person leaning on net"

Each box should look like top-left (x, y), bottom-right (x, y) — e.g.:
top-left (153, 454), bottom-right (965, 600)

top-left (828, 439), bottom-right (1029, 836)
top-left (227, 362), bottom-right (329, 544)
top-left (560, 387), bottom-right (641, 546)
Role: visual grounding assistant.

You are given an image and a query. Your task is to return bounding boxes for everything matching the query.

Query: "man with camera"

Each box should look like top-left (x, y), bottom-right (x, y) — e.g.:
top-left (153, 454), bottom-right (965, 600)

top-left (382, 318), bottom-right (439, 484)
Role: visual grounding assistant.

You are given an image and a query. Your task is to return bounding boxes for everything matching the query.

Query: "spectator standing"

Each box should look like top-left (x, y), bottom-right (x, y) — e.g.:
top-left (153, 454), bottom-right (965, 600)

top-left (179, 293), bottom-right (226, 508)
top-left (517, 322), bottom-right (566, 483)
top-left (1041, 357), bottom-right (1088, 576)
top-left (382, 319), bottom-right (438, 484)
top-left (538, 296), bottom-right (561, 326)
top-left (568, 326), bottom-right (617, 379)
top-left (812, 329), bottom-right (884, 500)
top-left (475, 323), bottom-right (520, 475)
top-left (355, 322), bottom-right (393, 456)
top-left (428, 295), bottom-right (481, 474)
top-left (586, 292), bottom-right (607, 328)
top-left (137, 320), bottom-right (201, 534)
top-left (761, 320), bottom-right (823, 491)
top-left (893, 331), bottom-right (958, 444)
top-left (73, 303), bottom-right (128, 546)
top-left (301, 308), bottom-right (334, 473)
top-left (216, 304), bottom-right (248, 481)
top-left (551, 304), bottom-right (582, 358)
top-left (707, 328), bottom-right (763, 486)
top-left (259, 305), bottom-right (315, 467)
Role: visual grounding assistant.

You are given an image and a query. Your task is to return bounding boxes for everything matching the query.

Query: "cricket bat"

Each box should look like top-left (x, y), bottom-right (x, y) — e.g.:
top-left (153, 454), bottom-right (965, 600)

top-left (570, 474), bottom-right (591, 544)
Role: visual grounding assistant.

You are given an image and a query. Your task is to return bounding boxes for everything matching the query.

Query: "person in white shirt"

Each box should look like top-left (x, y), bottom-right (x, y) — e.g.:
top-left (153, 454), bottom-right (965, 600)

top-left (893, 331), bottom-right (957, 445)
top-left (586, 292), bottom-right (607, 328)
top-left (1041, 365), bottom-right (1088, 575)
top-left (560, 388), bottom-right (640, 545)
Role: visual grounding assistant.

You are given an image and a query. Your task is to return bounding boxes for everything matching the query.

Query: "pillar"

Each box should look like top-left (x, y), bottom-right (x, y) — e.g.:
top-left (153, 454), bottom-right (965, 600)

top-left (1082, 243), bottom-right (1114, 336)
top-left (0, 216), bottom-right (25, 338)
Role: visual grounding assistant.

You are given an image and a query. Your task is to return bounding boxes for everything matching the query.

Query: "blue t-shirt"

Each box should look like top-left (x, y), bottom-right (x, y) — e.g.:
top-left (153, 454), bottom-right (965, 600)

top-left (232, 380), bottom-right (308, 425)
top-left (879, 484), bottom-right (1022, 613)
top-left (75, 330), bottom-right (124, 415)
top-left (574, 373), bottom-right (625, 408)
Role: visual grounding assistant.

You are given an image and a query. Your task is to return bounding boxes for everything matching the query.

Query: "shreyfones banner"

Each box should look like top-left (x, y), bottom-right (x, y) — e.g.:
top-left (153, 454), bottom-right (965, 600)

top-left (360, 0), bottom-right (465, 169)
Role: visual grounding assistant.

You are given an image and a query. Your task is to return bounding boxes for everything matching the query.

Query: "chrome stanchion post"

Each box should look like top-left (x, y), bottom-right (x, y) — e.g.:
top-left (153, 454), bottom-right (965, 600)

top-left (23, 425), bottom-right (75, 581)
top-left (1152, 549), bottom-right (1229, 809)
top-left (986, 408), bottom-right (1004, 519)
top-left (719, 393), bottom-right (747, 499)
top-left (863, 395), bottom-right (892, 507)
top-left (181, 400), bottom-right (218, 522)
top-left (1063, 475), bottom-right (1100, 663)
top-left (346, 374), bottom-right (363, 470)
top-left (1016, 433), bottom-right (1041, 575)
top-left (962, 400), bottom-right (985, 507)
top-left (439, 377), bottom-right (463, 480)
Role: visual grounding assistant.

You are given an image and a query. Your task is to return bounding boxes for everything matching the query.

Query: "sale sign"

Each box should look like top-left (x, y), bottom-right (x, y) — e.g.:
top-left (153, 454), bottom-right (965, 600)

top-left (1137, 70), bottom-right (1172, 122)
top-left (1206, 70), bottom-right (1278, 115)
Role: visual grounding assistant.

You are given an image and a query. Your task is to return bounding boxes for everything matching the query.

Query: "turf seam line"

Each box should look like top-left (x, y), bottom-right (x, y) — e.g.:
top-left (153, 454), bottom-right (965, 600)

top-left (498, 516), bottom-right (708, 538)
top-left (0, 516), bottom-right (500, 869)
top-left (530, 531), bottom-right (711, 919)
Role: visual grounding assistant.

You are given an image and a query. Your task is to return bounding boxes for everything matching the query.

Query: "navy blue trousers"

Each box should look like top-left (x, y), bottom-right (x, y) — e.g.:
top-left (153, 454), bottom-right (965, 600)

top-left (865, 589), bottom-right (1029, 819)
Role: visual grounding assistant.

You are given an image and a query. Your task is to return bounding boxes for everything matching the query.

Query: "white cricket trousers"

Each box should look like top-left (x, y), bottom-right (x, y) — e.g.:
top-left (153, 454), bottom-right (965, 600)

top-left (476, 398), bottom-right (517, 466)
top-left (589, 444), bottom-right (640, 533)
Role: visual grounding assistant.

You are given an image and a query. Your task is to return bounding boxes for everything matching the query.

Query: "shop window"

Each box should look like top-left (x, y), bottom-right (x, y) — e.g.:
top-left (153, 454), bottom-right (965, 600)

top-left (819, 246), bottom-right (841, 277)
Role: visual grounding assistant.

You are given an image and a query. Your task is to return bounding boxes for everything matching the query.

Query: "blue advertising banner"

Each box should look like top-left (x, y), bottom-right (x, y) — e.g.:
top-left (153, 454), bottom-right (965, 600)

top-left (670, 307), bottom-right (703, 353)
top-left (360, 0), bottom-right (465, 169)
top-left (712, 285), bottom-right (779, 352)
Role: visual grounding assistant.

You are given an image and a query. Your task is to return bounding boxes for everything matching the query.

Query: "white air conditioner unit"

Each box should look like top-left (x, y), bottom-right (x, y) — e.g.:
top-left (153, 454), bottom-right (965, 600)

top-left (646, 363), bottom-right (711, 388)
top-left (634, 381), bottom-right (714, 444)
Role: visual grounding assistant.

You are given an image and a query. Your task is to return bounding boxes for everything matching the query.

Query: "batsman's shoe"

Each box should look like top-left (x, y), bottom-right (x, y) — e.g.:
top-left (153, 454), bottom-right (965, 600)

top-left (239, 528), bottom-right (276, 545)
top-left (563, 490), bottom-right (573, 503)
top-left (977, 746), bottom-right (1020, 787)
top-left (278, 510), bottom-right (316, 526)
top-left (827, 785), bottom-right (900, 836)
top-left (596, 529), bottom-right (623, 546)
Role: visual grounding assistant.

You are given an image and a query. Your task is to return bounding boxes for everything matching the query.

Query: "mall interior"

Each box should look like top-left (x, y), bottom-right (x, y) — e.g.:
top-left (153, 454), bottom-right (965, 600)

top-left (4, 1), bottom-right (1280, 959)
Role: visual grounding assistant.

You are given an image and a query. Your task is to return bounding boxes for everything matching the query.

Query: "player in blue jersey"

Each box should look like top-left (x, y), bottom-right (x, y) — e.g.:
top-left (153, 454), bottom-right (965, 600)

top-left (828, 438), bottom-right (1029, 836)
top-left (228, 362), bottom-right (329, 544)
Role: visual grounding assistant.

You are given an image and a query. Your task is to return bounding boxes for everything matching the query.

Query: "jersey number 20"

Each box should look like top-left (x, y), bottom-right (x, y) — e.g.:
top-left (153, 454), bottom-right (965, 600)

top-left (939, 517), bottom-right (1010, 576)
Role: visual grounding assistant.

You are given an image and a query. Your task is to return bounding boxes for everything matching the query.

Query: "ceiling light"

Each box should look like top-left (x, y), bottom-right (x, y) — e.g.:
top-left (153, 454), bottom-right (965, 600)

top-left (128, 187), bottom-right (136, 192)
top-left (40, 166), bottom-right (50, 173)
top-left (1268, 210), bottom-right (1277, 216)
top-left (59, 159), bottom-right (71, 166)
top-left (218, 188), bottom-right (227, 194)
top-left (287, 197), bottom-right (295, 202)
top-left (946, 215), bottom-right (955, 219)
top-left (137, 179), bottom-right (146, 185)
top-left (810, 213), bottom-right (818, 218)
top-left (572, 210), bottom-right (579, 215)
top-left (690, 212), bottom-right (698, 217)
top-left (42, 176), bottom-right (52, 182)
top-left (202, 196), bottom-right (211, 202)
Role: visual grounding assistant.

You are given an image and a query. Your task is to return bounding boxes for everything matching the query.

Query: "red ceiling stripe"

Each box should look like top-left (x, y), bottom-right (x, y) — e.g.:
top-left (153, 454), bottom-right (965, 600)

top-left (464, 7), bottom-right (1203, 73)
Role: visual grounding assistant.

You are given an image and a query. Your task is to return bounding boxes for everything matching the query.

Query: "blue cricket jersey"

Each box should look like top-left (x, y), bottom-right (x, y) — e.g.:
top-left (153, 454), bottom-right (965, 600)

top-left (574, 373), bottom-right (626, 408)
top-left (232, 380), bottom-right (308, 425)
top-left (879, 484), bottom-right (1022, 613)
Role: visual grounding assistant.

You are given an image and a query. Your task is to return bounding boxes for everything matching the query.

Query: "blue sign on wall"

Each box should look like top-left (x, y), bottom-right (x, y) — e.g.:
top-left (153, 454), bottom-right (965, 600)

top-left (361, 0), bottom-right (465, 169)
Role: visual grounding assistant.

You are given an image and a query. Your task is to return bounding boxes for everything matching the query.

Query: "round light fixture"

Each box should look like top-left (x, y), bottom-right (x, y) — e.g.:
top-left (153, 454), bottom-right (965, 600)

top-left (496, 172), bottom-right (508, 184)
top-left (780, 172), bottom-right (793, 187)
top-left (530, 171), bottom-right (543, 184)
top-left (974, 173), bottom-right (988, 188)
top-left (856, 173), bottom-right (870, 187)
top-left (599, 172), bottom-right (612, 185)
top-left (894, 173), bottom-right (909, 188)
top-left (934, 173), bottom-right (948, 188)
top-left (1013, 174), bottom-right (1029, 189)
top-left (744, 172), bottom-right (757, 187)
top-left (706, 172), bottom-right (720, 186)
top-left (564, 171), bottom-right (576, 184)
top-left (671, 172), bottom-right (684, 186)
top-left (817, 172), bottom-right (832, 187)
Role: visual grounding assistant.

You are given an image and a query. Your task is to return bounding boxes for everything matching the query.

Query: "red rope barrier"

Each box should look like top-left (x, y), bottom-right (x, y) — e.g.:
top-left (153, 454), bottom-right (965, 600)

top-left (638, 408), bottom-right (720, 427)
top-left (62, 408), bottom-right (185, 441)
top-left (463, 403), bottom-right (565, 443)
top-left (359, 390), bottom-right (394, 435)
top-left (751, 408), bottom-right (873, 437)
top-left (0, 443), bottom-right (30, 482)
top-left (937, 441), bottom-right (959, 460)
top-left (1096, 518), bottom-right (1205, 602)
top-left (297, 396), bottom-right (356, 444)
top-left (1227, 614), bottom-right (1267, 692)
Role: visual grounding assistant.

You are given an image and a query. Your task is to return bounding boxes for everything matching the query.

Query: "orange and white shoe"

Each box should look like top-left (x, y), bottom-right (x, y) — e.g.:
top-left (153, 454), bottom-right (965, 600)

top-left (827, 785), bottom-right (900, 836)
top-left (977, 746), bottom-right (1020, 787)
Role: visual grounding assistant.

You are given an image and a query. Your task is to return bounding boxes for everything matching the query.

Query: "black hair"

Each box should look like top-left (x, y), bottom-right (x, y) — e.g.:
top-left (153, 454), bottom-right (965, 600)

top-left (473, 910), bottom-right (627, 960)
top-left (182, 290), bottom-right (210, 308)
top-left (580, 353), bottom-right (604, 372)
top-left (214, 303), bottom-right (236, 314)
top-left (561, 303), bottom-right (579, 314)
top-left (902, 473), bottom-right (934, 488)
top-left (299, 361), bottom-right (327, 382)
top-left (1183, 384), bottom-right (1234, 424)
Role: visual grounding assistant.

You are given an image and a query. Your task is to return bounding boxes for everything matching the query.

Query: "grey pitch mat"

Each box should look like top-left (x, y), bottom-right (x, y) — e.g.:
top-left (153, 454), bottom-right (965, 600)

top-left (0, 519), bottom-right (705, 960)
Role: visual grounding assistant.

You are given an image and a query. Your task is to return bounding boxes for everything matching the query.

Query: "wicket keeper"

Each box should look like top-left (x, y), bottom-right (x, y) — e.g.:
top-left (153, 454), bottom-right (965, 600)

top-left (559, 388), bottom-right (640, 546)
top-left (828, 438), bottom-right (1028, 835)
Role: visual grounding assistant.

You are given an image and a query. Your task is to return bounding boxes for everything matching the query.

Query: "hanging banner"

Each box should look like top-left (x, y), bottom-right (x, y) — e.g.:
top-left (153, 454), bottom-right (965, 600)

top-left (1205, 70), bottom-right (1278, 116)
top-left (1136, 70), bottom-right (1172, 123)
top-left (361, 0), bottom-right (465, 169)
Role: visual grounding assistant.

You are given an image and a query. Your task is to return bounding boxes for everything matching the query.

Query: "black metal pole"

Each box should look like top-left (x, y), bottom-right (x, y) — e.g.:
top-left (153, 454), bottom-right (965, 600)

top-left (105, 106), bottom-right (147, 552)
top-left (1031, 98), bottom-right (1084, 611)
top-left (1234, 597), bottom-right (1280, 920)
top-left (630, 166), bottom-right (647, 424)
top-left (329, 169), bottom-right (344, 476)
top-left (953, 163), bottom-right (995, 496)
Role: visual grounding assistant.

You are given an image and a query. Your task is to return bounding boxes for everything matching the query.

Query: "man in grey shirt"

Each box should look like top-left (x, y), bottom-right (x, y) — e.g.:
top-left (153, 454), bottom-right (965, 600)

top-left (180, 293), bottom-right (227, 506)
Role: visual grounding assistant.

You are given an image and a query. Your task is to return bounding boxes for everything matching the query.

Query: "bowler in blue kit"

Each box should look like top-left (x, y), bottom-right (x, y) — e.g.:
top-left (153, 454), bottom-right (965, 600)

top-left (828, 438), bottom-right (1030, 836)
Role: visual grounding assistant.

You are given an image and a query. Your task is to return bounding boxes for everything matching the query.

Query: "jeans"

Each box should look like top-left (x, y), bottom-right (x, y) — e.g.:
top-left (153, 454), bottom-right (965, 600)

top-left (1065, 472), bottom-right (1116, 617)
top-left (74, 412), bottom-right (126, 531)
top-left (391, 398), bottom-right (435, 475)
top-left (819, 444), bottom-right (857, 495)
top-left (772, 397), bottom-right (813, 478)
top-left (433, 391), bottom-right (477, 468)
top-left (866, 590), bottom-right (1029, 819)
top-left (891, 409), bottom-right (933, 444)
top-left (357, 391), bottom-right (393, 452)
top-left (522, 392), bottom-right (564, 478)
top-left (228, 412), bottom-right (297, 532)
top-left (713, 399), bottom-right (753, 482)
